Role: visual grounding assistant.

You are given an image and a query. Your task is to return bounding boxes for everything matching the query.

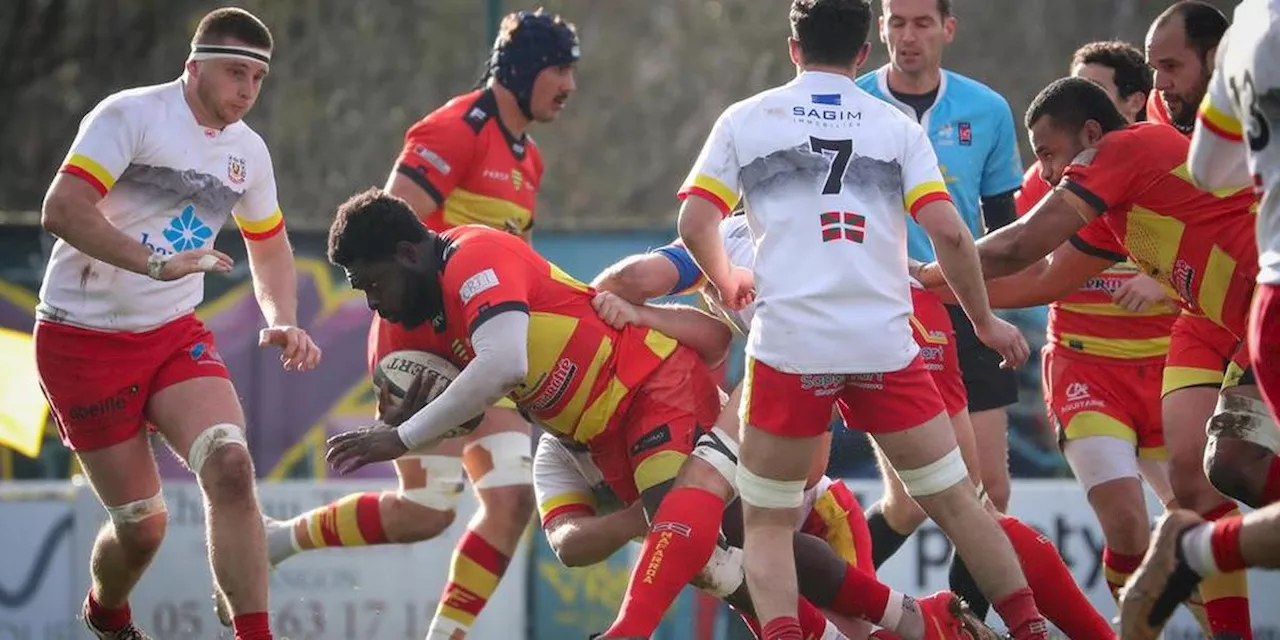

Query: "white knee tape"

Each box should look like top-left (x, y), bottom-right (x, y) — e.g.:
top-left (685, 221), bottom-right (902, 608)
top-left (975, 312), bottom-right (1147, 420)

top-left (1207, 394), bottom-right (1280, 453)
top-left (692, 426), bottom-right (740, 490)
top-left (187, 423), bottom-right (248, 476)
top-left (898, 448), bottom-right (969, 498)
top-left (105, 491), bottom-right (167, 526)
top-left (1063, 436), bottom-right (1141, 493)
top-left (468, 432), bottom-right (533, 489)
top-left (736, 464), bottom-right (805, 509)
top-left (399, 455), bottom-right (466, 511)
top-left (691, 544), bottom-right (744, 598)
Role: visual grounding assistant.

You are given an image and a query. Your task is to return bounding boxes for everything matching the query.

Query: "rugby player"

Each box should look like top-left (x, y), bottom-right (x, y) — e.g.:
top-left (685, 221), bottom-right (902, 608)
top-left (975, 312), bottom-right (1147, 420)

top-left (1004, 41), bottom-right (1188, 613)
top-left (35, 8), bottom-right (319, 640)
top-left (262, 10), bottom-right (577, 638)
top-left (914, 76), bottom-right (1264, 639)
top-left (595, 215), bottom-right (1111, 638)
top-left (674, 1), bottom-right (1047, 638)
top-left (323, 189), bottom-right (987, 640)
top-left (855, 9), bottom-right (1025, 611)
top-left (1122, 2), bottom-right (1280, 636)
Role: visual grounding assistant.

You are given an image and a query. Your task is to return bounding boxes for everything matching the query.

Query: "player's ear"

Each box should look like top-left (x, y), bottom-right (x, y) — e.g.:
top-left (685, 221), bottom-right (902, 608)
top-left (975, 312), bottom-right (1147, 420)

top-left (1124, 92), bottom-right (1147, 124)
top-left (394, 240), bottom-right (420, 267)
top-left (1082, 119), bottom-right (1104, 146)
top-left (855, 42), bottom-right (871, 69)
top-left (787, 37), bottom-right (802, 66)
top-left (942, 15), bottom-right (956, 43)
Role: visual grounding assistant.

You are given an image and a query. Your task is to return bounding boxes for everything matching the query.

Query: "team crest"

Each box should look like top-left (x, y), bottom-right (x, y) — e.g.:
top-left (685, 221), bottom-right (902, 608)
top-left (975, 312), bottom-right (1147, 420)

top-left (511, 169), bottom-right (523, 191)
top-left (227, 155), bottom-right (247, 184)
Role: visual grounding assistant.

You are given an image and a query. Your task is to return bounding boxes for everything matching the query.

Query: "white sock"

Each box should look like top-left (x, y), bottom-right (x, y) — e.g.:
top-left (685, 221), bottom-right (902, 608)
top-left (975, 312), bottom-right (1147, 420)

top-left (426, 616), bottom-right (469, 639)
top-left (879, 590), bottom-right (905, 630)
top-left (1179, 522), bottom-right (1220, 578)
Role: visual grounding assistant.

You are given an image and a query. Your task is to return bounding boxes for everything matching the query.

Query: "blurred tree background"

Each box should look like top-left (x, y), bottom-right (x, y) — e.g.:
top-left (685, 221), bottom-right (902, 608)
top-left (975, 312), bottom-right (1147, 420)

top-left (0, 0), bottom-right (1235, 230)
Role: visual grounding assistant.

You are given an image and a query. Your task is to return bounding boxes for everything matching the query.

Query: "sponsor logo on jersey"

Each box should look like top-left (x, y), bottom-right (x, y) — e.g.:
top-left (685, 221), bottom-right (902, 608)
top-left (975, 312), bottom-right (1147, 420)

top-left (189, 341), bottom-right (225, 365)
top-left (482, 168), bottom-right (511, 182)
top-left (141, 204), bottom-right (213, 255)
top-left (1065, 382), bottom-right (1090, 402)
top-left (459, 268), bottom-right (500, 304)
top-left (227, 155), bottom-right (247, 184)
top-left (919, 345), bottom-right (945, 362)
top-left (811, 93), bottom-right (842, 105)
top-left (792, 105), bottom-right (863, 122)
top-left (848, 372), bottom-right (885, 390)
top-left (1171, 259), bottom-right (1196, 304)
top-left (799, 373), bottom-right (845, 396)
top-left (958, 122), bottom-right (973, 146)
top-left (413, 145), bottom-right (452, 175)
top-left (525, 357), bottom-right (578, 412)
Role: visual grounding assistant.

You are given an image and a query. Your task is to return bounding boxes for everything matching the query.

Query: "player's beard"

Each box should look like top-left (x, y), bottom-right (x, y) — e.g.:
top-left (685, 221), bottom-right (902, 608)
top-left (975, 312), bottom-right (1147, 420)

top-left (397, 270), bottom-right (442, 330)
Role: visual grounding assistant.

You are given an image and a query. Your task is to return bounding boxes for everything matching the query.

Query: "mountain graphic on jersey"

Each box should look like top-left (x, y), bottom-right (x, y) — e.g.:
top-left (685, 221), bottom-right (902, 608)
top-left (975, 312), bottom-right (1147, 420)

top-left (739, 144), bottom-right (904, 213)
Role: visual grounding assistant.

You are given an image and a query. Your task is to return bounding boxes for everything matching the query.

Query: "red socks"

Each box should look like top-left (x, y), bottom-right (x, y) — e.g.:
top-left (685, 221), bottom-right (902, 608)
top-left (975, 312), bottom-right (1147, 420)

top-left (1197, 503), bottom-right (1253, 639)
top-left (604, 486), bottom-right (726, 637)
top-left (832, 563), bottom-right (892, 623)
top-left (232, 612), bottom-right (273, 640)
top-left (992, 587), bottom-right (1048, 640)
top-left (998, 517), bottom-right (1113, 639)
top-left (762, 617), bottom-right (803, 640)
top-left (86, 592), bottom-right (132, 632)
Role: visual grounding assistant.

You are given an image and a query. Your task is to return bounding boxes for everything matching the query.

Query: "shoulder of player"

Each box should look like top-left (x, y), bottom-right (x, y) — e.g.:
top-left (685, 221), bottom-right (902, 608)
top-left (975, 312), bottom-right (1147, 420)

top-left (941, 70), bottom-right (1015, 124)
top-left (88, 81), bottom-right (177, 123)
top-left (441, 226), bottom-right (530, 273)
top-left (406, 88), bottom-right (489, 141)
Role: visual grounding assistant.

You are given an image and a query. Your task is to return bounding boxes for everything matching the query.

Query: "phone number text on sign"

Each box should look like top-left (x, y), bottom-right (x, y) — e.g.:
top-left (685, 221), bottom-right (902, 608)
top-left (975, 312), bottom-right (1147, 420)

top-left (140, 598), bottom-right (439, 640)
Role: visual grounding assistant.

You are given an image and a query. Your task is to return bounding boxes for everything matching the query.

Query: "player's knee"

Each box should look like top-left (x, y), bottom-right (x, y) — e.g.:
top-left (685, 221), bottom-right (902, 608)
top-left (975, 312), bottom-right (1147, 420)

top-left (736, 463), bottom-right (805, 512)
top-left (200, 445), bottom-right (257, 504)
top-left (677, 454), bottom-right (736, 502)
top-left (983, 475), bottom-right (1011, 512)
top-left (1204, 437), bottom-right (1269, 507)
top-left (385, 497), bottom-right (456, 542)
top-left (477, 484), bottom-right (537, 531)
top-left (106, 492), bottom-right (168, 559)
top-left (1093, 496), bottom-right (1151, 552)
top-left (898, 448), bottom-right (970, 499)
top-left (187, 423), bottom-right (253, 500)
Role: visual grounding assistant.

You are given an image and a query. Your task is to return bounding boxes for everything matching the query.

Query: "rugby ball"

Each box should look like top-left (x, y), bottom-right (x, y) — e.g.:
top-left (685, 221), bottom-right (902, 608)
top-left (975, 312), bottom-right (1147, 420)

top-left (373, 350), bottom-right (461, 405)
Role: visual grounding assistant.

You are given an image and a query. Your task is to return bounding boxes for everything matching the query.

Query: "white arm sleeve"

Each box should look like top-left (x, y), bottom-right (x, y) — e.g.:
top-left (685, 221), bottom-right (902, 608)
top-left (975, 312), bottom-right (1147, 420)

top-left (396, 311), bottom-right (530, 449)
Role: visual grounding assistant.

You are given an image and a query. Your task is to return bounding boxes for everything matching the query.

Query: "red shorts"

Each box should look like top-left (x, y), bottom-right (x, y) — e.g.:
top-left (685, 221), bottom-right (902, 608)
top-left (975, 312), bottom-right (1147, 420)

top-left (742, 355), bottom-right (946, 439)
top-left (1250, 283), bottom-right (1280, 416)
top-left (34, 315), bottom-right (229, 452)
top-left (1042, 346), bottom-right (1165, 455)
top-left (1163, 312), bottom-right (1240, 396)
top-left (588, 346), bottom-right (721, 504)
top-left (800, 480), bottom-right (874, 576)
top-left (910, 287), bottom-right (967, 416)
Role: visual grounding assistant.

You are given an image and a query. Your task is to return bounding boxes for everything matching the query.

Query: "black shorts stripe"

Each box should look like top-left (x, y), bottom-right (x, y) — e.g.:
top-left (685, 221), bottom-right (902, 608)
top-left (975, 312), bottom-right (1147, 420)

top-left (396, 164), bottom-right (445, 205)
top-left (1068, 234), bottom-right (1127, 263)
top-left (468, 301), bottom-right (530, 335)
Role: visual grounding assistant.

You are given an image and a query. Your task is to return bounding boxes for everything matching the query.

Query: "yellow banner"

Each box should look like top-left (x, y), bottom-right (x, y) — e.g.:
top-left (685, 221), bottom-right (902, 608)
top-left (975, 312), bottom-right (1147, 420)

top-left (0, 328), bottom-right (47, 458)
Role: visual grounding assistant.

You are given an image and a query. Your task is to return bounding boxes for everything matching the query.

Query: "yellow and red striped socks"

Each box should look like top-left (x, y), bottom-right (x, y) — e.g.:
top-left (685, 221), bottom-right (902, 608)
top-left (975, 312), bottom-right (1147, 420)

top-left (428, 530), bottom-right (512, 638)
top-left (291, 492), bottom-right (388, 551)
top-left (1102, 546), bottom-right (1143, 602)
top-left (1194, 503), bottom-right (1253, 639)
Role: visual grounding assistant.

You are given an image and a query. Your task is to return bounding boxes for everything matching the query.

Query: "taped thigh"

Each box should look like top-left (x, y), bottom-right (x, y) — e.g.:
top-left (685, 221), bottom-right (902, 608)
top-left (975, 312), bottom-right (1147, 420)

top-left (896, 447), bottom-right (969, 498)
top-left (1206, 393), bottom-right (1280, 453)
top-left (464, 431), bottom-right (533, 489)
top-left (186, 423), bottom-right (248, 476)
top-left (105, 491), bottom-right (167, 526)
top-left (736, 463), bottom-right (805, 509)
top-left (1063, 436), bottom-right (1141, 493)
top-left (398, 454), bottom-right (466, 510)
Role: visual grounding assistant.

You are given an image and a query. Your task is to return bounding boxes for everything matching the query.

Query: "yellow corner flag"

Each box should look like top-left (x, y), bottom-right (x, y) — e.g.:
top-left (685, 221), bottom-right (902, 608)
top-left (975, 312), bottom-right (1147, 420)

top-left (0, 328), bottom-right (48, 458)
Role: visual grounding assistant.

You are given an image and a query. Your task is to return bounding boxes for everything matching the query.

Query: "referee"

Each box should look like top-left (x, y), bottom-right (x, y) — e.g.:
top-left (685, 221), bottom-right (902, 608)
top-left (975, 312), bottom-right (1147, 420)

top-left (856, 0), bottom-right (1024, 618)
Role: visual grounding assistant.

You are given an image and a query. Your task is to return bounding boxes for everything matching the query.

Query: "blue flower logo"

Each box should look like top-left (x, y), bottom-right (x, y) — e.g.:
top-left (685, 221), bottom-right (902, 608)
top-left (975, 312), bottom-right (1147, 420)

top-left (163, 204), bottom-right (213, 251)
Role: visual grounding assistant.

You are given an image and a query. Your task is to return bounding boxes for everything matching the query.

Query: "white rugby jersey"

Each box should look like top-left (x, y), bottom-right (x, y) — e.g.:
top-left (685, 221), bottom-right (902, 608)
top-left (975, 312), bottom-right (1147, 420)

top-left (679, 71), bottom-right (951, 373)
top-left (1195, 0), bottom-right (1280, 285)
top-left (705, 214), bottom-right (932, 337)
top-left (39, 80), bottom-right (284, 331)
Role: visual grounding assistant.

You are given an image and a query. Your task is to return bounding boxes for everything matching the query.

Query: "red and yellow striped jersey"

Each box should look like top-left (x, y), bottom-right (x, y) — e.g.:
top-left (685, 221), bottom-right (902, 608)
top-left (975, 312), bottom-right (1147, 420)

top-left (369, 226), bottom-right (677, 443)
top-left (394, 89), bottom-right (544, 236)
top-left (1016, 165), bottom-right (1176, 363)
top-left (1061, 123), bottom-right (1258, 338)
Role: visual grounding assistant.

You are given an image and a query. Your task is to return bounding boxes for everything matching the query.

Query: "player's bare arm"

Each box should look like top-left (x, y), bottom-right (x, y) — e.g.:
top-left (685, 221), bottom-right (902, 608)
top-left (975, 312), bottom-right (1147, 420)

top-left (385, 170), bottom-right (443, 220)
top-left (592, 292), bottom-right (732, 366)
top-left (42, 172), bottom-right (233, 280)
top-left (915, 199), bottom-right (1030, 368)
top-left (679, 196), bottom-right (753, 310)
top-left (244, 229), bottom-right (321, 370)
top-left (933, 243), bottom-right (1116, 310)
top-left (544, 504), bottom-right (649, 567)
top-left (328, 311), bottom-right (529, 473)
top-left (592, 252), bottom-right (684, 305)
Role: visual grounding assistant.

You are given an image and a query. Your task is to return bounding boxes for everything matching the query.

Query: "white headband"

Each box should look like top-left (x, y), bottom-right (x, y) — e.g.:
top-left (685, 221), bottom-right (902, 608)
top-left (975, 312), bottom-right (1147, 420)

top-left (188, 43), bottom-right (271, 66)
